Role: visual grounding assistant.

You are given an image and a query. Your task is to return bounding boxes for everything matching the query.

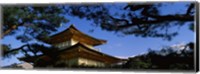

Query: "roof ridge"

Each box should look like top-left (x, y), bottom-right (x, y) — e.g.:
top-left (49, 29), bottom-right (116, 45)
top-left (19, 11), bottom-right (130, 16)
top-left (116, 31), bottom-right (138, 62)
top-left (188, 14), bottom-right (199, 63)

top-left (43, 24), bottom-right (107, 45)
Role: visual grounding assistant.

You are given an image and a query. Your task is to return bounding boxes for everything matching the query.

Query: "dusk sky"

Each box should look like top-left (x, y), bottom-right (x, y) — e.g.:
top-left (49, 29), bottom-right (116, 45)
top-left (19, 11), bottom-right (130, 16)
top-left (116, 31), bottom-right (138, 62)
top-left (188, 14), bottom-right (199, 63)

top-left (1, 2), bottom-right (195, 66)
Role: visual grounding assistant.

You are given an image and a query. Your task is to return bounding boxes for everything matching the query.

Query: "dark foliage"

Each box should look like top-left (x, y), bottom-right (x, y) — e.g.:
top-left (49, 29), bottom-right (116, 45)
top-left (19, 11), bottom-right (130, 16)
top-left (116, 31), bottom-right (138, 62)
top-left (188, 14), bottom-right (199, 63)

top-left (2, 5), bottom-right (69, 42)
top-left (123, 42), bottom-right (194, 70)
top-left (2, 5), bottom-right (69, 59)
top-left (66, 2), bottom-right (195, 40)
top-left (2, 44), bottom-right (18, 59)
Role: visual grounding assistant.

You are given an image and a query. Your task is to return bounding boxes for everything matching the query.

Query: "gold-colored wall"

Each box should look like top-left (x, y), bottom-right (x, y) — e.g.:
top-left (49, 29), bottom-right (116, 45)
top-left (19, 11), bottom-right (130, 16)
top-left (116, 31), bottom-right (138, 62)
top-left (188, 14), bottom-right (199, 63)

top-left (78, 57), bottom-right (105, 67)
top-left (55, 57), bottom-right (106, 67)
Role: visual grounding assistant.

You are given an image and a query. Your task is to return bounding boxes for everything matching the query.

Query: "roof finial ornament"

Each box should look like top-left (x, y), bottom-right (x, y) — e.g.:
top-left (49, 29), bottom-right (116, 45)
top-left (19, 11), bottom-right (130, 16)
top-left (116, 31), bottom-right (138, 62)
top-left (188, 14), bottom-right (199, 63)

top-left (69, 24), bottom-right (78, 30)
top-left (69, 24), bottom-right (75, 27)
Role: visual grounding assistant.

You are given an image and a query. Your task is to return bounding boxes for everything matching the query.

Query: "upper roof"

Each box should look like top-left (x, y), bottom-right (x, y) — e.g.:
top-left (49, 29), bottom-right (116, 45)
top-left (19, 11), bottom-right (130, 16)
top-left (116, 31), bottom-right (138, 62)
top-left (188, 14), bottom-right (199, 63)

top-left (43, 25), bottom-right (107, 46)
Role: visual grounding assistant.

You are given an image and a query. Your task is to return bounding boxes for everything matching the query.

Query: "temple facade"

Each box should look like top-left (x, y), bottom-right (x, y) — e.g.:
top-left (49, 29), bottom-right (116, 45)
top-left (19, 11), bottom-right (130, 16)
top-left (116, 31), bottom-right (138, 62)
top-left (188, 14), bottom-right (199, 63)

top-left (19, 25), bottom-right (126, 68)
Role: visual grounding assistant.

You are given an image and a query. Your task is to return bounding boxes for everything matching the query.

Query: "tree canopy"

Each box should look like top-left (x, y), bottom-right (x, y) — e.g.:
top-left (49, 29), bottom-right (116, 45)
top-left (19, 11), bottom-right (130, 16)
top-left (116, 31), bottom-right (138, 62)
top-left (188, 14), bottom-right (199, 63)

top-left (2, 3), bottom-right (195, 42)
top-left (66, 2), bottom-right (195, 40)
top-left (2, 5), bottom-right (69, 59)
top-left (3, 5), bottom-right (69, 42)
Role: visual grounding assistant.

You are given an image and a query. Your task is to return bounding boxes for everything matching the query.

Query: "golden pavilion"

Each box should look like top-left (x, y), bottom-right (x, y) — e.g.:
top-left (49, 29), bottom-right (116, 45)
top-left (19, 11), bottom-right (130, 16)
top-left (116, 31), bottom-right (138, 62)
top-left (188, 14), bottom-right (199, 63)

top-left (19, 25), bottom-right (126, 68)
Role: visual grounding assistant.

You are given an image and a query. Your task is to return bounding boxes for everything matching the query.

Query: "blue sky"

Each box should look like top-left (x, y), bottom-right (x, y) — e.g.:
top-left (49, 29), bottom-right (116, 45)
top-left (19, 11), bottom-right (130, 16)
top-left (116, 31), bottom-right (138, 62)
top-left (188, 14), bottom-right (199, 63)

top-left (1, 2), bottom-right (195, 66)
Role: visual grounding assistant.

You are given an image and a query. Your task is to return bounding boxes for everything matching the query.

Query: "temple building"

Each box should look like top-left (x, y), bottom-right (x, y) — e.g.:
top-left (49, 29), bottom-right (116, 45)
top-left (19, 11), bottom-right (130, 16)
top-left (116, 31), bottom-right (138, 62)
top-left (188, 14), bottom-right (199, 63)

top-left (19, 25), bottom-right (126, 68)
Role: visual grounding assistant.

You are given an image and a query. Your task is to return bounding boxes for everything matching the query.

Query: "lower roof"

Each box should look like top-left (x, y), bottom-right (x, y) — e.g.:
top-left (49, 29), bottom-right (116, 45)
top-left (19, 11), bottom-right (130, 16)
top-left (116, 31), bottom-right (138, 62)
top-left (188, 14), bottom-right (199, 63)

top-left (18, 42), bottom-right (127, 64)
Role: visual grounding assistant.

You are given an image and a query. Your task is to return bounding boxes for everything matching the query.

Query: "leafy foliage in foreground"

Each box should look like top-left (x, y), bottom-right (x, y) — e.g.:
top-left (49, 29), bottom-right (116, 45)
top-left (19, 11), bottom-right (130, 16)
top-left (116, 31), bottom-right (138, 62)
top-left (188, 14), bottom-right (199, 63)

top-left (3, 5), bottom-right (69, 42)
top-left (67, 3), bottom-right (195, 40)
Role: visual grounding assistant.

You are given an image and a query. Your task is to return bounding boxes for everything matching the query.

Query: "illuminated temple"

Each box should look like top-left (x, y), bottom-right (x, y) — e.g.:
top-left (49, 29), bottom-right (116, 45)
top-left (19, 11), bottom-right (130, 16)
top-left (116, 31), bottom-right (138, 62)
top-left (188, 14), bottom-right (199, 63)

top-left (19, 25), bottom-right (126, 68)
